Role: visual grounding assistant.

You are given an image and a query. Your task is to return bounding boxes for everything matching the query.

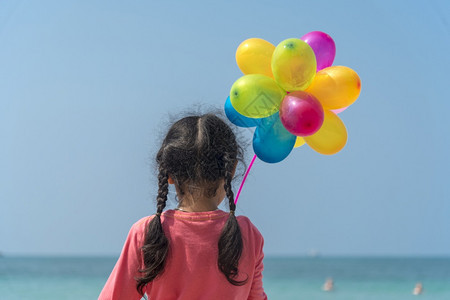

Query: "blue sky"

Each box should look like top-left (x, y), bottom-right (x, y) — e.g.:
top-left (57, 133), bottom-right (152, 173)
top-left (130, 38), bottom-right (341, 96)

top-left (1, 0), bottom-right (449, 256)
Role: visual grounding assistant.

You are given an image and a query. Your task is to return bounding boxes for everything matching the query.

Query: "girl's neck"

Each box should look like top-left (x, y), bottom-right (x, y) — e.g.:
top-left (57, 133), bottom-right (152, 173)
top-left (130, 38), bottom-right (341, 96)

top-left (176, 201), bottom-right (219, 212)
top-left (174, 180), bottom-right (226, 212)
top-left (176, 192), bottom-right (224, 212)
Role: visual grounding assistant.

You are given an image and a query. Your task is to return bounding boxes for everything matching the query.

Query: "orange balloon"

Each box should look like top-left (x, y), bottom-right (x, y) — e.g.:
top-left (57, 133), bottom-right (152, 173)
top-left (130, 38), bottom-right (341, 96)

top-left (304, 110), bottom-right (347, 155)
top-left (236, 38), bottom-right (275, 78)
top-left (305, 66), bottom-right (361, 110)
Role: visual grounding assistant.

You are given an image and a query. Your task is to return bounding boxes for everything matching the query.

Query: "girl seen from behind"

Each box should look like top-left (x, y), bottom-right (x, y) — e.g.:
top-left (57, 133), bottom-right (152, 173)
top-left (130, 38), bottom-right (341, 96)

top-left (99, 113), bottom-right (267, 300)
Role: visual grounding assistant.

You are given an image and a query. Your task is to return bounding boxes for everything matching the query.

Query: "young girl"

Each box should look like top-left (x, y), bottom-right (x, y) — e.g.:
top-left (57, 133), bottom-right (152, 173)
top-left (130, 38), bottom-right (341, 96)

top-left (99, 113), bottom-right (267, 299)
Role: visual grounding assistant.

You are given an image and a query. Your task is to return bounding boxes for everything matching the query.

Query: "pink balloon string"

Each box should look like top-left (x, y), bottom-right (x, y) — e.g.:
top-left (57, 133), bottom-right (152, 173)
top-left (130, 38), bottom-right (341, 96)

top-left (234, 154), bottom-right (257, 205)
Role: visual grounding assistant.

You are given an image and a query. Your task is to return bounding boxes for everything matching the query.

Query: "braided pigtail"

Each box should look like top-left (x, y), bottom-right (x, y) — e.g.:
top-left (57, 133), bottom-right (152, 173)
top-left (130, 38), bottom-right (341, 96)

top-left (136, 167), bottom-right (170, 294)
top-left (217, 156), bottom-right (248, 286)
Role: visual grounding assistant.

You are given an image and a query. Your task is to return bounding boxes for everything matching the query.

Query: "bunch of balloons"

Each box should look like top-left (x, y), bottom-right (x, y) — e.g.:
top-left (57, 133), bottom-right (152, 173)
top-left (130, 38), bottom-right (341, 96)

top-left (225, 31), bottom-right (361, 163)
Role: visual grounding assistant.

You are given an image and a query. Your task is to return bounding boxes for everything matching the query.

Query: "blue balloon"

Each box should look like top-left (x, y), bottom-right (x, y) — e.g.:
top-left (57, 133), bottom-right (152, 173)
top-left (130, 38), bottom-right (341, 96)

top-left (224, 97), bottom-right (260, 127)
top-left (253, 112), bottom-right (296, 163)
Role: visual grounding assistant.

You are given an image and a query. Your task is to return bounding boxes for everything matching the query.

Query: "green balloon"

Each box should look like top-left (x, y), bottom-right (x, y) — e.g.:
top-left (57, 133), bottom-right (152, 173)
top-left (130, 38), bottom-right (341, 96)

top-left (272, 38), bottom-right (317, 91)
top-left (229, 74), bottom-right (285, 118)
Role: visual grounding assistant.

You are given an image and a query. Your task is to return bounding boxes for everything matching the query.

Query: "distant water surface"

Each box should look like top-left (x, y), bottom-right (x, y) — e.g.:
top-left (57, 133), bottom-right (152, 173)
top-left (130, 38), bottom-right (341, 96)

top-left (263, 257), bottom-right (450, 300)
top-left (0, 256), bottom-right (449, 299)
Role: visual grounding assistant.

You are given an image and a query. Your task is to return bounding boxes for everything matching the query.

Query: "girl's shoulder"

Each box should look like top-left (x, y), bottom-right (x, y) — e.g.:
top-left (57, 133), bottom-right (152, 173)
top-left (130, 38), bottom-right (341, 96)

top-left (236, 215), bottom-right (264, 240)
top-left (128, 215), bottom-right (154, 235)
top-left (127, 213), bottom-right (263, 241)
top-left (236, 215), bottom-right (265, 256)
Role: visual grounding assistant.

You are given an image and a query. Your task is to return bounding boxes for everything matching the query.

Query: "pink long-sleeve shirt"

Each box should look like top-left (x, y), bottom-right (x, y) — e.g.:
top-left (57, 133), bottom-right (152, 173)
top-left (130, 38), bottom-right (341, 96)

top-left (99, 209), bottom-right (267, 300)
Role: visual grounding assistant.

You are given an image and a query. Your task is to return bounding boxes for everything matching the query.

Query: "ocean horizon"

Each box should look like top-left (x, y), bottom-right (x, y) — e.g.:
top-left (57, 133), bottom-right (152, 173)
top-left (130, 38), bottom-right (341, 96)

top-left (1, 255), bottom-right (449, 299)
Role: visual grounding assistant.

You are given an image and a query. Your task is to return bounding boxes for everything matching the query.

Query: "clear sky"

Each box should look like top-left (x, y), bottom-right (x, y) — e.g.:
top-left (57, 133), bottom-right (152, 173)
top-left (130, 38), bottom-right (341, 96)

top-left (1, 0), bottom-right (449, 257)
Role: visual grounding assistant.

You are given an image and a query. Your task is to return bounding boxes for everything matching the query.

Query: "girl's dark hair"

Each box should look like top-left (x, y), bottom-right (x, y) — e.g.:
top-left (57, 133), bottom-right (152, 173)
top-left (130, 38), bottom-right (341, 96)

top-left (136, 113), bottom-right (247, 294)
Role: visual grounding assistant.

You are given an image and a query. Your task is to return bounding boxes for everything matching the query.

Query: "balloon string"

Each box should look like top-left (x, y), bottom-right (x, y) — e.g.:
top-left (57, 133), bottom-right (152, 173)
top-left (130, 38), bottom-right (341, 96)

top-left (234, 154), bottom-right (257, 205)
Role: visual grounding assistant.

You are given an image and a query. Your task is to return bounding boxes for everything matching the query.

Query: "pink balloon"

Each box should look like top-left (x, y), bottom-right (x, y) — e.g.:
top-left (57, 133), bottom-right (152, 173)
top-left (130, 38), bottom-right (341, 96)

top-left (301, 31), bottom-right (336, 71)
top-left (279, 91), bottom-right (324, 137)
top-left (331, 107), bottom-right (348, 114)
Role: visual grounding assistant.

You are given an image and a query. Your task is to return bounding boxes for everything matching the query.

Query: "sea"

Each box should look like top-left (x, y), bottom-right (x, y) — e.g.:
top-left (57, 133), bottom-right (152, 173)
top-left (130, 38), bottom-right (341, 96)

top-left (0, 256), bottom-right (449, 299)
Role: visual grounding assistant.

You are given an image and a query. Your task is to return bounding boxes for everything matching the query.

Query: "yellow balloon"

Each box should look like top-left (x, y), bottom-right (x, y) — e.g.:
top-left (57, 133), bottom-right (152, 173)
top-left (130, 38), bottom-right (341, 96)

top-left (271, 38), bottom-right (316, 91)
top-left (294, 137), bottom-right (305, 148)
top-left (305, 66), bottom-right (361, 110)
top-left (304, 110), bottom-right (347, 155)
top-left (230, 74), bottom-right (286, 118)
top-left (236, 38), bottom-right (275, 78)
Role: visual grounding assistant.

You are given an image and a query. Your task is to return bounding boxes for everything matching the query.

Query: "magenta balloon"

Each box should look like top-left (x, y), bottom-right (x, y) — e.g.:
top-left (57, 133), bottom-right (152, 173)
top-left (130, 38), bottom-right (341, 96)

top-left (279, 91), bottom-right (324, 137)
top-left (301, 31), bottom-right (336, 71)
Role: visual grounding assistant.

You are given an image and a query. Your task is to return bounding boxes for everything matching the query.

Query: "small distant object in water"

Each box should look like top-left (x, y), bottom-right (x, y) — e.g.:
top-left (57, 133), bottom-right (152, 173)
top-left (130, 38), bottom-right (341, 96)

top-left (322, 277), bottom-right (334, 292)
top-left (307, 249), bottom-right (321, 257)
top-left (413, 282), bottom-right (423, 295)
